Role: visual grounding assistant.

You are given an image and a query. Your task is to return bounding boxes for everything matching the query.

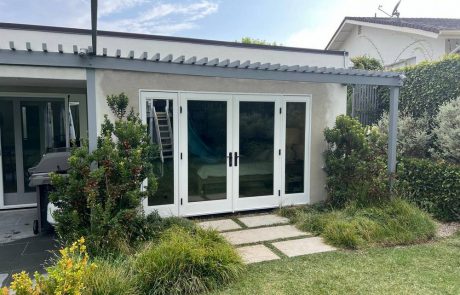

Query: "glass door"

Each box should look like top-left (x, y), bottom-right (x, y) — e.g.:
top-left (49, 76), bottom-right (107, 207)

top-left (0, 97), bottom-right (68, 208)
top-left (179, 93), bottom-right (233, 216)
top-left (233, 95), bottom-right (282, 211)
top-left (281, 96), bottom-right (311, 206)
top-left (140, 91), bottom-right (179, 216)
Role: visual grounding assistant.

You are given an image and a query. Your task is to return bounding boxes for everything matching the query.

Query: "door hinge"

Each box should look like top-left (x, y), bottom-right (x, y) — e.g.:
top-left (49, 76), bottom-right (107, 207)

top-left (180, 198), bottom-right (183, 205)
top-left (278, 190), bottom-right (281, 197)
top-left (279, 149), bottom-right (281, 156)
top-left (180, 152), bottom-right (183, 159)
top-left (279, 107), bottom-right (282, 114)
top-left (180, 106), bottom-right (183, 113)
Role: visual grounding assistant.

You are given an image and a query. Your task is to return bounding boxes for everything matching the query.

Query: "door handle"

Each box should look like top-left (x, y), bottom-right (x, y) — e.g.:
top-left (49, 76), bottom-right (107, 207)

top-left (228, 152), bottom-right (232, 167)
top-left (234, 152), bottom-right (239, 167)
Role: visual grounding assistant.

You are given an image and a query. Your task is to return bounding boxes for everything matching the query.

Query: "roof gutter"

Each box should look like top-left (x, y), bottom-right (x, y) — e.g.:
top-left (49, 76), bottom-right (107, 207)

top-left (91, 0), bottom-right (97, 55)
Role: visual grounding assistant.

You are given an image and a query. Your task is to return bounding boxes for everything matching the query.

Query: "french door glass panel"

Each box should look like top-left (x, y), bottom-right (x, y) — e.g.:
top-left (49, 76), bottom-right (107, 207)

top-left (285, 102), bottom-right (306, 194)
top-left (146, 99), bottom-right (175, 206)
top-left (187, 100), bottom-right (227, 202)
top-left (21, 101), bottom-right (66, 193)
top-left (0, 101), bottom-right (17, 194)
top-left (238, 101), bottom-right (275, 197)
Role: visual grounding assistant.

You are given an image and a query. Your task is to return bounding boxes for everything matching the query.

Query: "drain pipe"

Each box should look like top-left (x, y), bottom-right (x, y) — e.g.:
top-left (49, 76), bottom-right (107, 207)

top-left (91, 0), bottom-right (98, 55)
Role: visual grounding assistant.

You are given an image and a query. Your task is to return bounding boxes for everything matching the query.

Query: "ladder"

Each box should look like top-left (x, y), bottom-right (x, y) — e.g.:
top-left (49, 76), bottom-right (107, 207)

top-left (149, 100), bottom-right (173, 164)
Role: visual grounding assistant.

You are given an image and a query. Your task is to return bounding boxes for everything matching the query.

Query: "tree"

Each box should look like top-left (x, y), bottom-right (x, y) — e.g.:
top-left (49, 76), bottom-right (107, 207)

top-left (240, 37), bottom-right (279, 46)
top-left (350, 56), bottom-right (384, 71)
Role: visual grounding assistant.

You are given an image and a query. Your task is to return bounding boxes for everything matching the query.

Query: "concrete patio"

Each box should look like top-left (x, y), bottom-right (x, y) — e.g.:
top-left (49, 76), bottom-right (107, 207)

top-left (197, 213), bottom-right (336, 264)
top-left (0, 208), bottom-right (57, 287)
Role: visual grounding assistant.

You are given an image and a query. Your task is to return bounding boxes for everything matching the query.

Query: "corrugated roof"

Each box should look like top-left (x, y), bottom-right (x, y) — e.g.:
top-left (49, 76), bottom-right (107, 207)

top-left (2, 42), bottom-right (402, 80)
top-left (345, 17), bottom-right (460, 33)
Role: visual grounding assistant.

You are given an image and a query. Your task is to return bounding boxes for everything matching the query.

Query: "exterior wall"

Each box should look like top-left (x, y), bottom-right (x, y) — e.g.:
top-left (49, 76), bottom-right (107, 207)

top-left (95, 69), bottom-right (346, 203)
top-left (339, 25), bottom-right (447, 67)
top-left (0, 28), bottom-right (346, 68)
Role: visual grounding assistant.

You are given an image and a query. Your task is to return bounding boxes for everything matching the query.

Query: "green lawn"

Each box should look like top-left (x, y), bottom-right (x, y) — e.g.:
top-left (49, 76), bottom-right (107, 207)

top-left (212, 233), bottom-right (460, 295)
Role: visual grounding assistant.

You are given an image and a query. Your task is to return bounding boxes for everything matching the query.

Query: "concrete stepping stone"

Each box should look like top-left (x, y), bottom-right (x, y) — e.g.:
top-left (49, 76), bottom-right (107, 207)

top-left (237, 244), bottom-right (280, 264)
top-left (222, 225), bottom-right (306, 245)
top-left (238, 214), bottom-right (289, 228)
top-left (197, 219), bottom-right (241, 232)
top-left (272, 237), bottom-right (336, 257)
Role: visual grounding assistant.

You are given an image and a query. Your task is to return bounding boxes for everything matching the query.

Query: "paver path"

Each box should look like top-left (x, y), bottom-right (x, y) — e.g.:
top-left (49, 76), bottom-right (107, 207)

top-left (197, 213), bottom-right (336, 264)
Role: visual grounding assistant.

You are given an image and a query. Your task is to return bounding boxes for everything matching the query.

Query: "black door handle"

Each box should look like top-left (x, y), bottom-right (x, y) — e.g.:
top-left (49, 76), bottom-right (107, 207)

top-left (228, 152), bottom-right (232, 167)
top-left (234, 152), bottom-right (239, 167)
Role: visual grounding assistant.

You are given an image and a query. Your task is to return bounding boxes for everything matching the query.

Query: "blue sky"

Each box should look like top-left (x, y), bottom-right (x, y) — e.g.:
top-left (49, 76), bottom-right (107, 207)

top-left (0, 0), bottom-right (458, 49)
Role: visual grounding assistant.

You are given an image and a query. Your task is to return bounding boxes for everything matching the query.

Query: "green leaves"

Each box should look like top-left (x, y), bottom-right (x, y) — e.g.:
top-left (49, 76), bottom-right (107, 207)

top-left (397, 158), bottom-right (460, 221)
top-left (51, 93), bottom-right (158, 255)
top-left (323, 115), bottom-right (389, 207)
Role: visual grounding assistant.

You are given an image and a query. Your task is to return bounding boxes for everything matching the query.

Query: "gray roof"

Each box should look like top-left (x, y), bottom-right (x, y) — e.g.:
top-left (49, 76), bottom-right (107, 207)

top-left (345, 17), bottom-right (460, 33)
top-left (0, 45), bottom-right (404, 86)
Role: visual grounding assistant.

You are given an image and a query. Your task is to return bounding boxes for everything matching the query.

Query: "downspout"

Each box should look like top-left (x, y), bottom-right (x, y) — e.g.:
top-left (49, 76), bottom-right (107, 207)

top-left (91, 0), bottom-right (98, 55)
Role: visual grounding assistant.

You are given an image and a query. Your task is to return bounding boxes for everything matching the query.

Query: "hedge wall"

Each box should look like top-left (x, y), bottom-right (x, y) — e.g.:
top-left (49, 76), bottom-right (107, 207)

top-left (378, 55), bottom-right (460, 122)
top-left (397, 157), bottom-right (460, 221)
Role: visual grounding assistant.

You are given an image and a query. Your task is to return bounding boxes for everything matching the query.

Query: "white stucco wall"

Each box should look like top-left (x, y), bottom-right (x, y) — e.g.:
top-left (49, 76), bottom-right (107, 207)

top-left (0, 28), bottom-right (346, 68)
top-left (94, 69), bottom-right (347, 203)
top-left (338, 25), bottom-right (447, 67)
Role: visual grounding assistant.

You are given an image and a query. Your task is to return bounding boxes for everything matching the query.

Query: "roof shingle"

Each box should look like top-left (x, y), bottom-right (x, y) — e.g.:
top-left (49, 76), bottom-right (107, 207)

top-left (345, 17), bottom-right (460, 33)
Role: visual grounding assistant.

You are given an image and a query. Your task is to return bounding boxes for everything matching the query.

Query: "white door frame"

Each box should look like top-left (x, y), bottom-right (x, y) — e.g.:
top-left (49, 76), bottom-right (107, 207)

top-left (233, 94), bottom-right (282, 211)
top-left (0, 94), bottom-right (69, 209)
top-left (178, 92), bottom-right (233, 216)
top-left (280, 95), bottom-right (312, 206)
top-left (139, 90), bottom-right (312, 217)
top-left (139, 91), bottom-right (180, 216)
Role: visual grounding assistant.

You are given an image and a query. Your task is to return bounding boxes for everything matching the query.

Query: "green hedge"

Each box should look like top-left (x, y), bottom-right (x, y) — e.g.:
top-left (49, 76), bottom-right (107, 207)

top-left (388, 55), bottom-right (460, 121)
top-left (397, 158), bottom-right (460, 221)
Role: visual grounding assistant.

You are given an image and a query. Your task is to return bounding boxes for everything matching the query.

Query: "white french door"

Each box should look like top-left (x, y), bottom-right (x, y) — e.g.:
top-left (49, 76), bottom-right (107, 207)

top-left (179, 93), bottom-right (233, 216)
top-left (232, 95), bottom-right (282, 211)
top-left (140, 91), bottom-right (311, 217)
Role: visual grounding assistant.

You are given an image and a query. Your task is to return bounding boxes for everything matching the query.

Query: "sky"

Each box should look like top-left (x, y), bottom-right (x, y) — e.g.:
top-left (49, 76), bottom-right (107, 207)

top-left (0, 0), bottom-right (459, 49)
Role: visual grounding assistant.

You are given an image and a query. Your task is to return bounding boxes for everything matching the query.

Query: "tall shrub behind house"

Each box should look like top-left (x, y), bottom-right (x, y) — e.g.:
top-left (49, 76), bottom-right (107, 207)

top-left (50, 93), bottom-right (158, 255)
top-left (323, 115), bottom-right (388, 207)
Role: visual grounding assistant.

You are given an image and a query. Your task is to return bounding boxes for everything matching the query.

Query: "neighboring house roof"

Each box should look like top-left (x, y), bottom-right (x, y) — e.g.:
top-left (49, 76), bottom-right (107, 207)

top-left (344, 17), bottom-right (460, 33)
top-left (326, 17), bottom-right (460, 50)
top-left (0, 22), bottom-right (345, 56)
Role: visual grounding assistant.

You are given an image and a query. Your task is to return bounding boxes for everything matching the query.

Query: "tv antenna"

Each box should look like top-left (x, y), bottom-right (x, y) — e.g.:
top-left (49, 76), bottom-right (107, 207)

top-left (378, 0), bottom-right (401, 18)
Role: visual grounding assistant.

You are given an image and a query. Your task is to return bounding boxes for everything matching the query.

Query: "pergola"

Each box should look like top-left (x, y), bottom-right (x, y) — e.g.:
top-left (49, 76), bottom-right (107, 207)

top-left (0, 46), bottom-right (404, 182)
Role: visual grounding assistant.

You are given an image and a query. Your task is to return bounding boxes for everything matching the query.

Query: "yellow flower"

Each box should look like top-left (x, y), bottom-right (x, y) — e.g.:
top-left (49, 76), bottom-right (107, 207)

top-left (1, 287), bottom-right (9, 295)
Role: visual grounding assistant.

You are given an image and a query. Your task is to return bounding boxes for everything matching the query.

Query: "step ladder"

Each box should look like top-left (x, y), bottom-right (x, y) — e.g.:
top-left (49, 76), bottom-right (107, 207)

top-left (149, 100), bottom-right (173, 169)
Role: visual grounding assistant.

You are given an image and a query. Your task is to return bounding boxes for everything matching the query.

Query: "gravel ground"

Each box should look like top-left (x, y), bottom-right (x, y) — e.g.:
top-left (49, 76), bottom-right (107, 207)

top-left (437, 222), bottom-right (460, 238)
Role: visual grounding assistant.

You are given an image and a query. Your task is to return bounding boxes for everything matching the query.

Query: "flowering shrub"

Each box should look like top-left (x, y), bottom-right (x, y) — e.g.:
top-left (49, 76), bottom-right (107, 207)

top-left (2, 238), bottom-right (96, 295)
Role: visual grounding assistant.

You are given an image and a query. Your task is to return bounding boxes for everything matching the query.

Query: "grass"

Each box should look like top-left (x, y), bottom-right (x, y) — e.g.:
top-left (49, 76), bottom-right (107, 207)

top-left (212, 233), bottom-right (460, 295)
top-left (133, 226), bottom-right (245, 295)
top-left (279, 198), bottom-right (436, 249)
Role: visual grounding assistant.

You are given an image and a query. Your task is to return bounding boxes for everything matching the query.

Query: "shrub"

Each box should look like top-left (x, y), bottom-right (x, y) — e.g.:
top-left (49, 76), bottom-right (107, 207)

top-left (84, 258), bottom-right (139, 295)
top-left (432, 97), bottom-right (460, 163)
top-left (398, 157), bottom-right (460, 221)
top-left (377, 111), bottom-right (432, 158)
top-left (134, 226), bottom-right (245, 295)
top-left (380, 54), bottom-right (460, 121)
top-left (50, 93), bottom-right (158, 256)
top-left (280, 199), bottom-right (436, 249)
top-left (3, 238), bottom-right (96, 295)
top-left (323, 115), bottom-right (388, 207)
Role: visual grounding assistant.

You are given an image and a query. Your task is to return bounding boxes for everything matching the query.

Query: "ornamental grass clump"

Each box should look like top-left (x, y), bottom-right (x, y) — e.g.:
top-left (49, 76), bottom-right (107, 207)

top-left (280, 199), bottom-right (436, 249)
top-left (134, 226), bottom-right (245, 295)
